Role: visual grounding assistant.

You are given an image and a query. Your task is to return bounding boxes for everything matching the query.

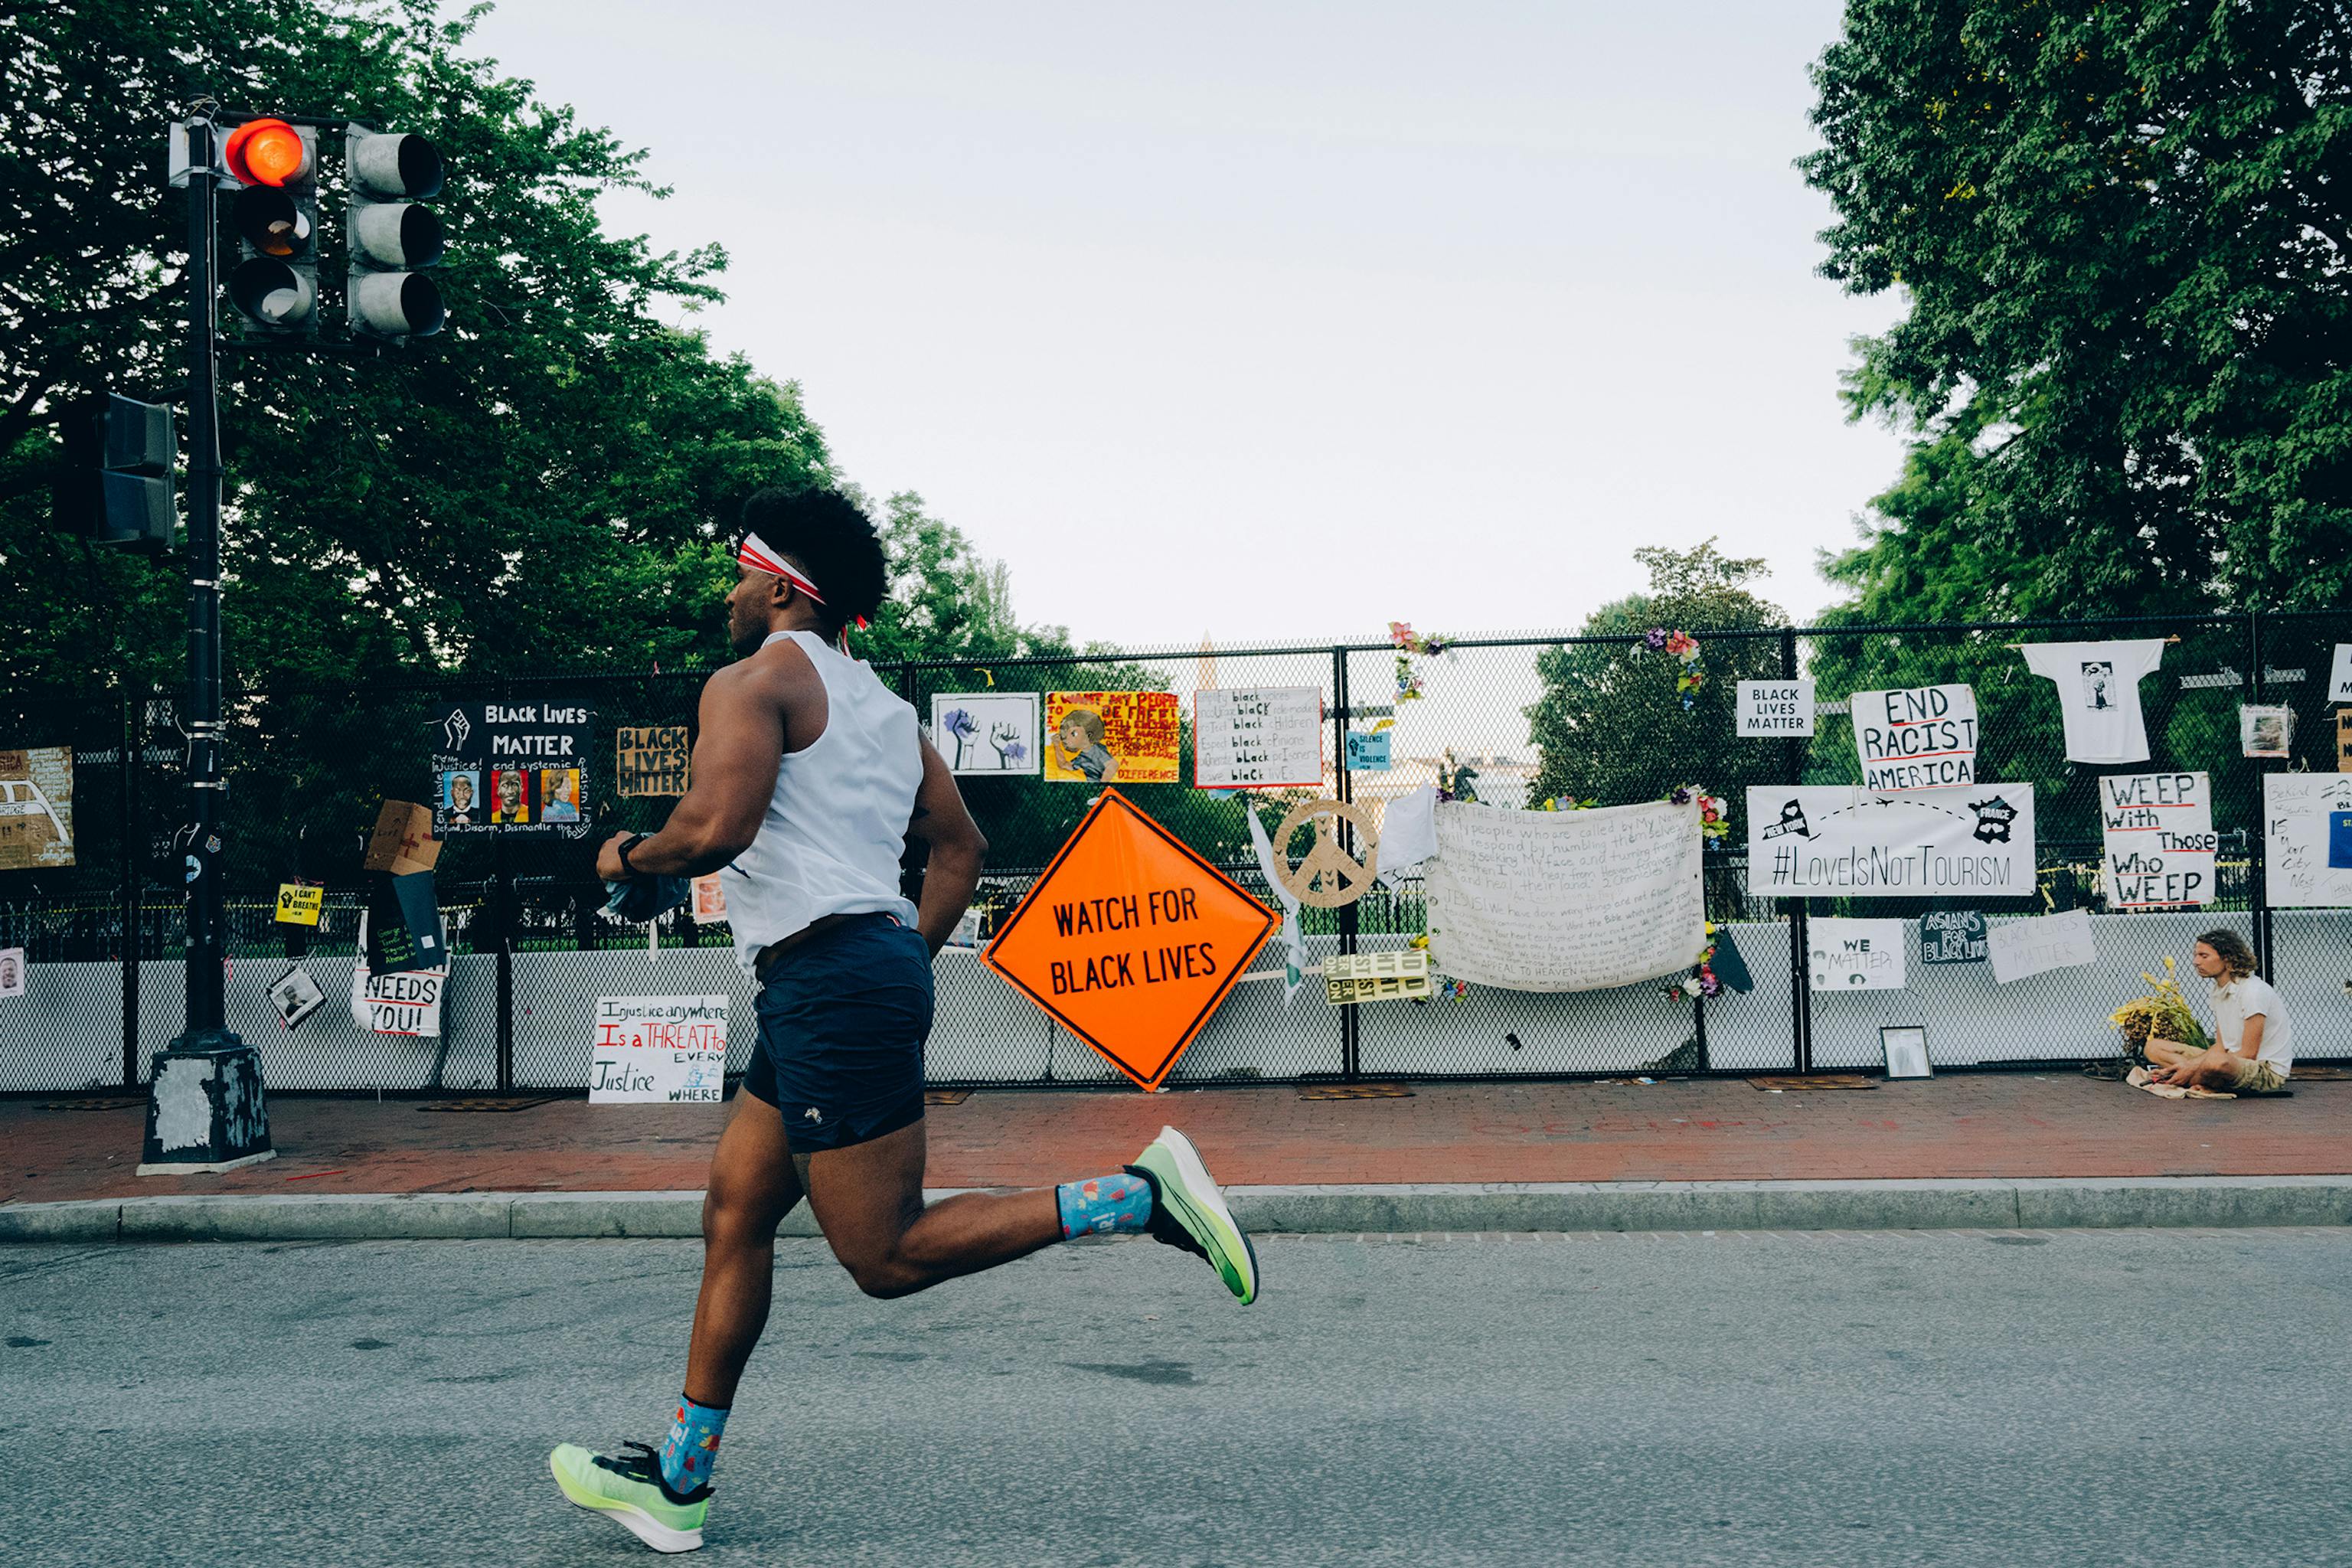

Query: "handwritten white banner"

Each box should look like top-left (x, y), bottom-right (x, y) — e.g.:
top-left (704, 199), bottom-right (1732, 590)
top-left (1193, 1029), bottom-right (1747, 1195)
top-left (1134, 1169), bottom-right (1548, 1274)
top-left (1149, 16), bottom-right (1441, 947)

top-left (2264, 773), bottom-right (2352, 908)
top-left (2099, 772), bottom-right (2214, 909)
top-left (1988, 910), bottom-right (2097, 985)
top-left (1193, 686), bottom-right (1323, 789)
top-left (1851, 684), bottom-right (1979, 792)
top-left (1425, 800), bottom-right (1702, 992)
top-left (1808, 918), bottom-right (1908, 991)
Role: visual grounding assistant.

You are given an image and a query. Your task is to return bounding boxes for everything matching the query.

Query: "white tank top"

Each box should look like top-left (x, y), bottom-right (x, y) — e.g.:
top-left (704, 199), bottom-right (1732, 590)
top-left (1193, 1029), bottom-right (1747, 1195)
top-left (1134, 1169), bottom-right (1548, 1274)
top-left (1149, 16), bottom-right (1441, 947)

top-left (723, 630), bottom-right (923, 975)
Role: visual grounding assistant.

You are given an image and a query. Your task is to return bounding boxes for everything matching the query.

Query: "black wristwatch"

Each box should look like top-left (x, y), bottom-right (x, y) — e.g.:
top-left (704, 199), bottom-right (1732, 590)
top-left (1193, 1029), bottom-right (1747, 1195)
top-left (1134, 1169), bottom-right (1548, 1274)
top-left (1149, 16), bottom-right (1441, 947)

top-left (616, 832), bottom-right (651, 879)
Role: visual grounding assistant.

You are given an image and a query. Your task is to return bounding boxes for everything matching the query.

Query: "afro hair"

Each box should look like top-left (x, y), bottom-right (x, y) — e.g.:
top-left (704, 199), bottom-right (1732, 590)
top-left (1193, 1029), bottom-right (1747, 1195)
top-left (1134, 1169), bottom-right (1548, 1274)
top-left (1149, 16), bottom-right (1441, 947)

top-left (737, 486), bottom-right (888, 636)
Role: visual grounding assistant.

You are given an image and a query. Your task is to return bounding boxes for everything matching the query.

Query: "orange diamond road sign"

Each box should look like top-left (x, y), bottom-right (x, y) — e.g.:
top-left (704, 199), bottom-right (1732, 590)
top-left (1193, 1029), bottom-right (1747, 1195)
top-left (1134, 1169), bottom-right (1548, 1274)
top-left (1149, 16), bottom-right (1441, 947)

top-left (984, 789), bottom-right (1276, 1091)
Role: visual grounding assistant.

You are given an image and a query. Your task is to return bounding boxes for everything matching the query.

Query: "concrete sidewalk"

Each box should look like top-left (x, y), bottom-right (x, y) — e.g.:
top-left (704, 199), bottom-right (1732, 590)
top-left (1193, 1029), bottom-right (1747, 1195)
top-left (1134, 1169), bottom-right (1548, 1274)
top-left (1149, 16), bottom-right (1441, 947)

top-left (5, 1072), bottom-right (2349, 1238)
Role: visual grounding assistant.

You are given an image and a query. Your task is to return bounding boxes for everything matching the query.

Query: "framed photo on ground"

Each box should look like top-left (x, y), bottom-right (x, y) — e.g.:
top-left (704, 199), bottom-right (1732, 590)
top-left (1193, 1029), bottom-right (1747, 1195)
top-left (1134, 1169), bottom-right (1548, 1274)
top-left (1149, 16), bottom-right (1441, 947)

top-left (1881, 1025), bottom-right (1931, 1080)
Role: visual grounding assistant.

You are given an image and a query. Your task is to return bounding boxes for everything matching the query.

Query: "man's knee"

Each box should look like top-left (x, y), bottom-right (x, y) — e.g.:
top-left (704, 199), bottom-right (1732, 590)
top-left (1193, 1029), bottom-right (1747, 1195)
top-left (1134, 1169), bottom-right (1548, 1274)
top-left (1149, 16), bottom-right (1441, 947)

top-left (704, 1185), bottom-right (786, 1249)
top-left (838, 1243), bottom-right (926, 1299)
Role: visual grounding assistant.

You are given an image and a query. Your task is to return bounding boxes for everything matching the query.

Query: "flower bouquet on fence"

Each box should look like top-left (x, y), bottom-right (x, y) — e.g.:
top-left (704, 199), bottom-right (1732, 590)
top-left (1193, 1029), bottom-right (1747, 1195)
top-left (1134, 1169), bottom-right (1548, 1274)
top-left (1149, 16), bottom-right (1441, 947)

top-left (2109, 956), bottom-right (2208, 1060)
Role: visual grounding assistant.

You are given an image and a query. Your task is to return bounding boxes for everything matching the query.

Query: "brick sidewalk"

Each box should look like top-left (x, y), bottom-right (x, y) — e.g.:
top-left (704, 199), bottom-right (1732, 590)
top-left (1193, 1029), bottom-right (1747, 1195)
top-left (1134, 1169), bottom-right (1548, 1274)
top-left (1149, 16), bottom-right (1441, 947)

top-left (5, 1072), bottom-right (2347, 1206)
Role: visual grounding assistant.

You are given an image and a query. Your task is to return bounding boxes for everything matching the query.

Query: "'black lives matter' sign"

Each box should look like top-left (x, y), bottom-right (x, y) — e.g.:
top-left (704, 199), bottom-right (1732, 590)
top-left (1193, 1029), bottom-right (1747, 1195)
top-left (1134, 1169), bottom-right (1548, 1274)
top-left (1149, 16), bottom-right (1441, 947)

top-left (430, 700), bottom-right (595, 836)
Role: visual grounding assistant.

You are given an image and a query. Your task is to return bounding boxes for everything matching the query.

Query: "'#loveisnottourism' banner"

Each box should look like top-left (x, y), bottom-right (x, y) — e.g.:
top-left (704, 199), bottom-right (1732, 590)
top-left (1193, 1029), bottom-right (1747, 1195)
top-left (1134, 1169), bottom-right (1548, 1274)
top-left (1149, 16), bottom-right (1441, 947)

top-left (1745, 786), bottom-right (2037, 898)
top-left (1424, 799), bottom-right (1703, 992)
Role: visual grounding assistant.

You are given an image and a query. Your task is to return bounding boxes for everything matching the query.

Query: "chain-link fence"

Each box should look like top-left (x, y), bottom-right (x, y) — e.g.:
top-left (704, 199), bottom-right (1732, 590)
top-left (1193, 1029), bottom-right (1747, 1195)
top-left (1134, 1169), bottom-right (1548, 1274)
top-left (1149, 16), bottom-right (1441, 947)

top-left (2, 611), bottom-right (2346, 1093)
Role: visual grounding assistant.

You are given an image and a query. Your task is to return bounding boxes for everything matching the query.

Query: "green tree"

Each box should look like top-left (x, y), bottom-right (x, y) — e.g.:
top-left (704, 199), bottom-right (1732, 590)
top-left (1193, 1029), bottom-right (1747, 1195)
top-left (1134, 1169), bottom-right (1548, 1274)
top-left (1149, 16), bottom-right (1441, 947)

top-left (1525, 541), bottom-right (1788, 809)
top-left (1802, 1), bottom-right (2352, 619)
top-left (0, 1), bottom-right (1021, 699)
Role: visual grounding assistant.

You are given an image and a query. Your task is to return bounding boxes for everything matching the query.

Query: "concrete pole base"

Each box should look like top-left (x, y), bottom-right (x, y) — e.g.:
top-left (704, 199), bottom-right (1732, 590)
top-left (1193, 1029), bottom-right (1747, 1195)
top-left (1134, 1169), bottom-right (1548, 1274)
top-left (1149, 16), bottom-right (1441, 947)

top-left (140, 1032), bottom-right (273, 1175)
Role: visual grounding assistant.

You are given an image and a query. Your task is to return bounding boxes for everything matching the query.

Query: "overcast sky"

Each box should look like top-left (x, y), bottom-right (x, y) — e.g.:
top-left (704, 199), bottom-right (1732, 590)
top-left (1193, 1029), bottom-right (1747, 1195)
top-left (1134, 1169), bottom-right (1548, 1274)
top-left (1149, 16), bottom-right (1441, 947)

top-left (463, 2), bottom-right (1906, 649)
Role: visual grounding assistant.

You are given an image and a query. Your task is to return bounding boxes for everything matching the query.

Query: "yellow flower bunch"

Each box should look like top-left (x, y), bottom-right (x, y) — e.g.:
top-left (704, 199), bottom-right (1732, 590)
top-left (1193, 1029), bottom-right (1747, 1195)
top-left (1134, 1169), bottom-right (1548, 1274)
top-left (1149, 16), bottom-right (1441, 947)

top-left (2109, 955), bottom-right (2208, 1050)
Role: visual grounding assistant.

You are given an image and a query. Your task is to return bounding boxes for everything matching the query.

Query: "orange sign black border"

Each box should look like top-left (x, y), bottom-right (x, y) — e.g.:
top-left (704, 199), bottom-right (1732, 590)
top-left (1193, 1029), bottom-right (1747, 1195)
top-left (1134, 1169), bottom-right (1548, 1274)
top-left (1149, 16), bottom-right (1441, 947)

top-left (982, 788), bottom-right (1278, 1089)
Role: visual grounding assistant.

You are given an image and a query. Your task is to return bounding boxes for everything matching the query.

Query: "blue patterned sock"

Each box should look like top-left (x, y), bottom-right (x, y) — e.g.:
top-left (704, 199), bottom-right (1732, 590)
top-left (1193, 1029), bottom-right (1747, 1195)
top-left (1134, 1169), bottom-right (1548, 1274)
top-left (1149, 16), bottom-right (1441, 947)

top-left (658, 1394), bottom-right (729, 1493)
top-left (1056, 1172), bottom-right (1154, 1239)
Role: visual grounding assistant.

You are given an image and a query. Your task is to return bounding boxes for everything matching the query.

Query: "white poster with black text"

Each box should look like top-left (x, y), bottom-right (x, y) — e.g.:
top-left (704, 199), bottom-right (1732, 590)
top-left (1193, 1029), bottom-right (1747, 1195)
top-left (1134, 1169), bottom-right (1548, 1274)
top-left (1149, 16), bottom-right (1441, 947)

top-left (1746, 786), bottom-right (2035, 898)
top-left (2099, 772), bottom-right (2214, 909)
top-left (1850, 685), bottom-right (1978, 791)
top-left (1807, 918), bottom-right (1908, 990)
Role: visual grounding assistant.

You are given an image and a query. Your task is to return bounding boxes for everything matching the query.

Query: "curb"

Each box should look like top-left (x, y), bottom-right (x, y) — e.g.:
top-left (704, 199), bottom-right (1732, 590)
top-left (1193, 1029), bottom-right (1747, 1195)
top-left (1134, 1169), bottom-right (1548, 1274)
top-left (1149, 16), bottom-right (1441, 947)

top-left (6, 1176), bottom-right (2352, 1243)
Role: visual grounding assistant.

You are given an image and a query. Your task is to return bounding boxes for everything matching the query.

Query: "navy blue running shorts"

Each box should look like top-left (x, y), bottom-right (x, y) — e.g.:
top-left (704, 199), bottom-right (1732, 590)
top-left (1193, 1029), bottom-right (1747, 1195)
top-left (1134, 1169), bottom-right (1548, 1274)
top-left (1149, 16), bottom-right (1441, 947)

top-left (740, 913), bottom-right (932, 1152)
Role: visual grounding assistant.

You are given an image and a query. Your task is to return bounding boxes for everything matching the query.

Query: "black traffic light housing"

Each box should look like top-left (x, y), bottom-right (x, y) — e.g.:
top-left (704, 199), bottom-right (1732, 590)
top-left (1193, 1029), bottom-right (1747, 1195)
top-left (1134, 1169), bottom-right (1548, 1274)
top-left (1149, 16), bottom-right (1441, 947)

top-left (223, 119), bottom-right (321, 335)
top-left (345, 124), bottom-right (447, 341)
top-left (57, 394), bottom-right (176, 550)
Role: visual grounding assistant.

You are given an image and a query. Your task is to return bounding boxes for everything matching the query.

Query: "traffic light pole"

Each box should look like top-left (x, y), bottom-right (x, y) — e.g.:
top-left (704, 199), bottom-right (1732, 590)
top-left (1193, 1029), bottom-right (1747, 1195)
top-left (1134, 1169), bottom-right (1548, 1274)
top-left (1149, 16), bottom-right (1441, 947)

top-left (139, 106), bottom-right (274, 1174)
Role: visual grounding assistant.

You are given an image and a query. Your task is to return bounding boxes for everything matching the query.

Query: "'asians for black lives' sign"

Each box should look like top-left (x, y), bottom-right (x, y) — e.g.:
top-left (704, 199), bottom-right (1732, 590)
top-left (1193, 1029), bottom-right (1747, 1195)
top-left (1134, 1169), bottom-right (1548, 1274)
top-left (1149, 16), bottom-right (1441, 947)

top-left (430, 700), bottom-right (595, 836)
top-left (1851, 684), bottom-right (1978, 792)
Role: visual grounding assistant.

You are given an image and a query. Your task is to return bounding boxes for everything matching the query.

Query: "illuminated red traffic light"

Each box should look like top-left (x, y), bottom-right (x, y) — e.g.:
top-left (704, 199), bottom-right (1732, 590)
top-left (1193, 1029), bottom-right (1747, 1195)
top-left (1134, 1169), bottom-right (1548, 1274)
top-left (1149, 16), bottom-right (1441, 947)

top-left (224, 119), bottom-right (312, 188)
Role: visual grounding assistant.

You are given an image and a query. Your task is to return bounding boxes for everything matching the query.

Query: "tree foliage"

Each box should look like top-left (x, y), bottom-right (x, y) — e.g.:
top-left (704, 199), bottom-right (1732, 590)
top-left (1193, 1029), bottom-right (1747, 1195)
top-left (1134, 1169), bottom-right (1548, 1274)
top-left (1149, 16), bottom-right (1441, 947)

top-left (1804, 1), bottom-right (2352, 621)
top-left (0, 0), bottom-right (1031, 699)
top-left (1525, 541), bottom-right (1789, 810)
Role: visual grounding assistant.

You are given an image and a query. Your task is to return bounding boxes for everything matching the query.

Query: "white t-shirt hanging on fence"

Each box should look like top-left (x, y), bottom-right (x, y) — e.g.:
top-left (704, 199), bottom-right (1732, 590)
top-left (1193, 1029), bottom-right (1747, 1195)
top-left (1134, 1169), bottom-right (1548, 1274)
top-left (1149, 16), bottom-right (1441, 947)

top-left (2020, 639), bottom-right (2167, 763)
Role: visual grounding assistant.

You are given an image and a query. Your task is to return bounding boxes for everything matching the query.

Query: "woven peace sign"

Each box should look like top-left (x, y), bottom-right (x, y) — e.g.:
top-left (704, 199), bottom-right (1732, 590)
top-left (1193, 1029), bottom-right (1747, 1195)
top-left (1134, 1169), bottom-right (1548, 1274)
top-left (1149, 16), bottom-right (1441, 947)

top-left (1271, 798), bottom-right (1379, 909)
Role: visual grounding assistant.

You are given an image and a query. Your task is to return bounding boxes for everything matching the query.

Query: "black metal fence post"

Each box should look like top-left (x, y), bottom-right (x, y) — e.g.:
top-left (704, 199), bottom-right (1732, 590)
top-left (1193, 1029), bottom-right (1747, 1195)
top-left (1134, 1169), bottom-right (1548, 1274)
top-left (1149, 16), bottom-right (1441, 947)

top-left (119, 693), bottom-right (140, 1088)
top-left (1781, 626), bottom-right (1811, 1073)
top-left (1331, 645), bottom-right (1357, 1081)
top-left (2246, 606), bottom-right (2274, 975)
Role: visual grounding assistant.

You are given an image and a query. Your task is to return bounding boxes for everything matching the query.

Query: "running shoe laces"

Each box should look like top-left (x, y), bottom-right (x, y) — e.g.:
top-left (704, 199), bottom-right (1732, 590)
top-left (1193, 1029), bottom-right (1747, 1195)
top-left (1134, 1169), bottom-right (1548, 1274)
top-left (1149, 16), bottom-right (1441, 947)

top-left (1123, 1163), bottom-right (1209, 1261)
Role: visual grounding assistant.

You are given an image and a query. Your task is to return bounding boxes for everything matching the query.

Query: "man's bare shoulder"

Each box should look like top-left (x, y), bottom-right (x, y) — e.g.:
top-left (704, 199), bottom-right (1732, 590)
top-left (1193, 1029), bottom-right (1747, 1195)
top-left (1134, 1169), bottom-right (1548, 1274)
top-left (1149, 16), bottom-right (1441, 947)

top-left (704, 636), bottom-right (820, 707)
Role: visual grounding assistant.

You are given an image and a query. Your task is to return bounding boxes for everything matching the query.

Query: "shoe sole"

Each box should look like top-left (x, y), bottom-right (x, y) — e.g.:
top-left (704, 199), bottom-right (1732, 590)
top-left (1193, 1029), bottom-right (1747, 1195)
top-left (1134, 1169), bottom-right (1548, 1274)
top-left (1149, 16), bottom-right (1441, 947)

top-left (550, 1453), bottom-right (704, 1553)
top-left (1148, 1125), bottom-right (1259, 1305)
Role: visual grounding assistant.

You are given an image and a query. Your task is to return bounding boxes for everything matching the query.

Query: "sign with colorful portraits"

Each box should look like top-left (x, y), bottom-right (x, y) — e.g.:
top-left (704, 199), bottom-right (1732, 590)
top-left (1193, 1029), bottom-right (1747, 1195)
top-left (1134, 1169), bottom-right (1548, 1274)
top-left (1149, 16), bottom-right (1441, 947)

top-left (430, 700), bottom-right (594, 835)
top-left (1043, 692), bottom-right (1180, 785)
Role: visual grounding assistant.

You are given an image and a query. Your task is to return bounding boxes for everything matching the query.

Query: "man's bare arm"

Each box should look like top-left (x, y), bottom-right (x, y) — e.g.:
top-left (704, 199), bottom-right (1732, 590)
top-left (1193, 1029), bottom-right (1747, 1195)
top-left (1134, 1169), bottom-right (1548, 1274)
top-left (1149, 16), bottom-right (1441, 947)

top-left (904, 733), bottom-right (987, 956)
top-left (597, 665), bottom-right (784, 880)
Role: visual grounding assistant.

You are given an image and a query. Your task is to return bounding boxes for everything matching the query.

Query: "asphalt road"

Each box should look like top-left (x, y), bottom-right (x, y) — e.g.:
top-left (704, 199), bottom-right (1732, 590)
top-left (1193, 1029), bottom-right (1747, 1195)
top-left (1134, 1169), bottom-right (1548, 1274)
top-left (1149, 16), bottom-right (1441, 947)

top-left (5, 1228), bottom-right (2349, 1567)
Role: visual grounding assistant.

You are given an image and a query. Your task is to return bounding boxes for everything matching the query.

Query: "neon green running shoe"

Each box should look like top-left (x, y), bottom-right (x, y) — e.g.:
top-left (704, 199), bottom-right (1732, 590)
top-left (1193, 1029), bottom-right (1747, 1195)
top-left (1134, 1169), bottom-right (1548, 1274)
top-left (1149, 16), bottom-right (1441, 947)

top-left (1126, 1125), bottom-right (1259, 1305)
top-left (550, 1440), bottom-right (709, 1553)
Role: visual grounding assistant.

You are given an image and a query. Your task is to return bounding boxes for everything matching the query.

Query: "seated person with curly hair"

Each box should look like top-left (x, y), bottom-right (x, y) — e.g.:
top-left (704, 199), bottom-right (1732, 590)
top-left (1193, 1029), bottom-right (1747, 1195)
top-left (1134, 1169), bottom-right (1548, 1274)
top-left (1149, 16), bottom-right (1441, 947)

top-left (2145, 929), bottom-right (2294, 1093)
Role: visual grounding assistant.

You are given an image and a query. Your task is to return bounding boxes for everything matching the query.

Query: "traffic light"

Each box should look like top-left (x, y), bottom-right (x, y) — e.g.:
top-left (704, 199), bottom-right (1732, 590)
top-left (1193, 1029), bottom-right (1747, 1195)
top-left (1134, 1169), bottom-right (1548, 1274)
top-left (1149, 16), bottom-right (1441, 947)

top-left (57, 394), bottom-right (176, 550)
top-left (224, 117), bottom-right (319, 334)
top-left (344, 124), bottom-right (446, 341)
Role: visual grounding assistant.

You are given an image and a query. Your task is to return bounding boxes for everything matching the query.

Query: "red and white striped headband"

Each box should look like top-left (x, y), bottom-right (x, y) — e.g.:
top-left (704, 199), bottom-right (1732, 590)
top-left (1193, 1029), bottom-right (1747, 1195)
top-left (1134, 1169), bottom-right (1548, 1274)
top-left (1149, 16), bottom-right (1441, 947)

top-left (737, 531), bottom-right (867, 629)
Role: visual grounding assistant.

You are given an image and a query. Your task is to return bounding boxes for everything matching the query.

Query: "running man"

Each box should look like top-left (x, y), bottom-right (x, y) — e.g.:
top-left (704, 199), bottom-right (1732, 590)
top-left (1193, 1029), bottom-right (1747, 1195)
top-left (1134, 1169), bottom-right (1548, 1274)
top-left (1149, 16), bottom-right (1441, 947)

top-left (550, 487), bottom-right (1256, 1554)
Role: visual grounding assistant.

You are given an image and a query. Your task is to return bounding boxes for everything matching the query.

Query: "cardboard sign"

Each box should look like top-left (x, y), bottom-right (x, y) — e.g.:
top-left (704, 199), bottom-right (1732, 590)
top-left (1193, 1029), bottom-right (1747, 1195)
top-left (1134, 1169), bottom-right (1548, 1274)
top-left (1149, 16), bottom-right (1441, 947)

top-left (1425, 799), bottom-right (1704, 993)
top-left (361, 799), bottom-right (441, 875)
top-left (266, 963), bottom-right (326, 1029)
top-left (1808, 917), bottom-right (1907, 990)
top-left (1851, 685), bottom-right (1978, 792)
top-left (1324, 949), bottom-right (1432, 1004)
top-left (1746, 786), bottom-right (2036, 898)
top-left (1043, 692), bottom-right (1181, 784)
top-left (430, 699), bottom-right (595, 834)
top-left (0, 746), bottom-right (74, 870)
top-left (1194, 686), bottom-right (1323, 789)
top-left (590, 995), bottom-right (729, 1103)
top-left (983, 789), bottom-right (1276, 1090)
top-left (2337, 710), bottom-right (2351, 773)
top-left (350, 912), bottom-right (448, 1036)
top-left (2099, 772), bottom-right (2214, 910)
top-left (2331, 643), bottom-right (2352, 703)
top-left (2264, 773), bottom-right (2352, 906)
top-left (274, 882), bottom-right (324, 927)
top-left (1987, 910), bottom-right (2098, 985)
top-left (932, 692), bottom-right (1040, 776)
top-left (616, 727), bottom-right (691, 797)
top-left (1737, 680), bottom-right (1815, 737)
top-left (1919, 910), bottom-right (1988, 964)
top-left (0, 946), bottom-right (23, 999)
top-left (1345, 730), bottom-right (1393, 771)
top-left (690, 873), bottom-right (727, 924)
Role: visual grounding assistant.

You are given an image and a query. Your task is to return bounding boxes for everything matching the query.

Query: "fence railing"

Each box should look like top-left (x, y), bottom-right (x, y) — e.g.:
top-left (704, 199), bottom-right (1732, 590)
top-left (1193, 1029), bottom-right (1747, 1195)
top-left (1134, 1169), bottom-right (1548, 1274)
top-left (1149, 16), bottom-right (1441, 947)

top-left (2, 607), bottom-right (2346, 1093)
